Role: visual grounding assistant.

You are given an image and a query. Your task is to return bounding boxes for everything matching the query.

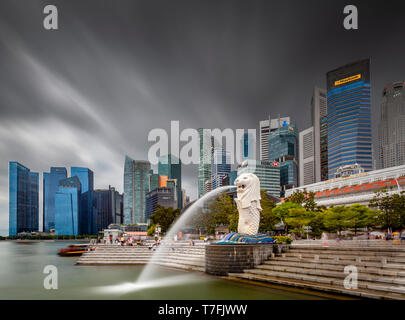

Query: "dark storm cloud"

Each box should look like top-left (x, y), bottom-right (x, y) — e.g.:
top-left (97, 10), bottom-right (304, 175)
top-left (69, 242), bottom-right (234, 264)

top-left (1, 0), bottom-right (405, 234)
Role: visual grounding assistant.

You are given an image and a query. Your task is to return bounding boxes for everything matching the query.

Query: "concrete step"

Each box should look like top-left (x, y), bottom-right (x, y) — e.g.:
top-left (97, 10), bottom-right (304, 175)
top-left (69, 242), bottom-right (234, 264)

top-left (284, 253), bottom-right (405, 264)
top-left (288, 248), bottom-right (405, 258)
top-left (228, 272), bottom-right (405, 300)
top-left (265, 256), bottom-right (405, 270)
top-left (241, 268), bottom-right (405, 296)
top-left (263, 259), bottom-right (405, 277)
top-left (253, 264), bottom-right (405, 285)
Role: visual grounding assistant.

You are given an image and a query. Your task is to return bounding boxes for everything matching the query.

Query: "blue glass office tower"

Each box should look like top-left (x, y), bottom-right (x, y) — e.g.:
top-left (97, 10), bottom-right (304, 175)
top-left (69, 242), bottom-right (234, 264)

top-left (242, 132), bottom-right (255, 160)
top-left (158, 154), bottom-right (182, 209)
top-left (211, 147), bottom-right (231, 190)
top-left (268, 124), bottom-right (298, 196)
top-left (55, 177), bottom-right (81, 235)
top-left (43, 167), bottom-right (67, 232)
top-left (327, 59), bottom-right (372, 179)
top-left (123, 156), bottom-right (151, 224)
top-left (9, 162), bottom-right (39, 236)
top-left (71, 167), bottom-right (94, 234)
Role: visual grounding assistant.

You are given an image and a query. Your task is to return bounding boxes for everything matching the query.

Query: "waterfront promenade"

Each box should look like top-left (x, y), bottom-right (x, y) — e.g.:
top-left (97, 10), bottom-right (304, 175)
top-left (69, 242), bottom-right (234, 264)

top-left (78, 239), bottom-right (405, 299)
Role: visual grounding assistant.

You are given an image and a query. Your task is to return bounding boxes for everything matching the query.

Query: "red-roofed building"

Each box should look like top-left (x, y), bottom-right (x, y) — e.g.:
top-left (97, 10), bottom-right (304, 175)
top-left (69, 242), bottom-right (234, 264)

top-left (285, 165), bottom-right (405, 207)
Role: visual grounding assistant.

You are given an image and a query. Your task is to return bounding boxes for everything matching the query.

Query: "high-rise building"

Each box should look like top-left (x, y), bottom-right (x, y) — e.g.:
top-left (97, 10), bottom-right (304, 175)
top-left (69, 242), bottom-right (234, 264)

top-left (111, 187), bottom-right (123, 225)
top-left (123, 156), bottom-right (151, 224)
top-left (238, 160), bottom-right (281, 197)
top-left (299, 87), bottom-right (328, 186)
top-left (145, 187), bottom-right (177, 221)
top-left (211, 147), bottom-right (231, 190)
top-left (259, 117), bottom-right (290, 161)
top-left (378, 81), bottom-right (405, 169)
top-left (241, 132), bottom-right (256, 161)
top-left (158, 154), bottom-right (182, 209)
top-left (43, 167), bottom-right (67, 232)
top-left (299, 127), bottom-right (315, 186)
top-left (198, 128), bottom-right (213, 198)
top-left (268, 124), bottom-right (298, 196)
top-left (320, 116), bottom-right (329, 181)
top-left (93, 186), bottom-right (123, 231)
top-left (9, 162), bottom-right (39, 236)
top-left (326, 59), bottom-right (372, 179)
top-left (55, 176), bottom-right (81, 235)
top-left (148, 170), bottom-right (159, 192)
top-left (71, 167), bottom-right (94, 235)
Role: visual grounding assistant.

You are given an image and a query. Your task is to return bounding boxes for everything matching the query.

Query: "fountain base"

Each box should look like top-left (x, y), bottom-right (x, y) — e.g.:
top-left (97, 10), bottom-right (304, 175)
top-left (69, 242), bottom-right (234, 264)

top-left (205, 243), bottom-right (274, 276)
top-left (217, 232), bottom-right (275, 244)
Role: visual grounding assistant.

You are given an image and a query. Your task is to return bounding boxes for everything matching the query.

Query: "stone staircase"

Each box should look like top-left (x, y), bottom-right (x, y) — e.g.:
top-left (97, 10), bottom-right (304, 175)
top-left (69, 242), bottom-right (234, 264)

top-left (229, 245), bottom-right (405, 299)
top-left (76, 240), bottom-right (206, 272)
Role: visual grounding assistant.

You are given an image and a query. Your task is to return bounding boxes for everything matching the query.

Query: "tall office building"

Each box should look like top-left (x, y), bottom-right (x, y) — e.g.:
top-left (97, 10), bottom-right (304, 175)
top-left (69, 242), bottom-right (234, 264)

top-left (43, 167), bottom-right (67, 232)
top-left (9, 162), bottom-right (39, 236)
top-left (123, 156), bottom-right (151, 224)
top-left (93, 186), bottom-right (124, 231)
top-left (259, 117), bottom-right (290, 160)
top-left (326, 59), bottom-right (372, 179)
top-left (211, 147), bottom-right (231, 190)
top-left (148, 170), bottom-right (159, 192)
top-left (299, 127), bottom-right (315, 186)
top-left (145, 187), bottom-right (177, 221)
top-left (198, 128), bottom-right (214, 198)
top-left (241, 131), bottom-right (256, 161)
top-left (378, 81), bottom-right (405, 169)
top-left (299, 87), bottom-right (328, 186)
top-left (312, 87), bottom-right (328, 182)
top-left (111, 187), bottom-right (124, 225)
top-left (158, 154), bottom-right (182, 209)
top-left (238, 160), bottom-right (281, 197)
top-left (268, 124), bottom-right (298, 196)
top-left (55, 177), bottom-right (81, 235)
top-left (71, 167), bottom-right (94, 235)
top-left (320, 116), bottom-right (329, 181)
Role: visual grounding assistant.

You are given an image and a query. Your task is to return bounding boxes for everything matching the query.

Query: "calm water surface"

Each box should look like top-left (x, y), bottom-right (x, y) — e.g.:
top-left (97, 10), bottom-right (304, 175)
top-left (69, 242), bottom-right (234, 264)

top-left (0, 241), bottom-right (330, 300)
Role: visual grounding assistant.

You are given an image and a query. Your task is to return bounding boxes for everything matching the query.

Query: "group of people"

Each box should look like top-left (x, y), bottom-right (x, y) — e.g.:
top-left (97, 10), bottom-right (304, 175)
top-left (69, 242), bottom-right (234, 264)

top-left (103, 235), bottom-right (144, 246)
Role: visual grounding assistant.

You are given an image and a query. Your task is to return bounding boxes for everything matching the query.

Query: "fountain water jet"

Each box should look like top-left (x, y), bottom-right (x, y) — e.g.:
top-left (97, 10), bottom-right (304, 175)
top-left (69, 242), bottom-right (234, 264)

top-left (136, 185), bottom-right (235, 283)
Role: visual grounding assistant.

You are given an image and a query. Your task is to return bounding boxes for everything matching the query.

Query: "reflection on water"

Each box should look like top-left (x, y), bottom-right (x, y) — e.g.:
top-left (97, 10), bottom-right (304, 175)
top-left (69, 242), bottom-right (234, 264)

top-left (0, 241), bottom-right (328, 300)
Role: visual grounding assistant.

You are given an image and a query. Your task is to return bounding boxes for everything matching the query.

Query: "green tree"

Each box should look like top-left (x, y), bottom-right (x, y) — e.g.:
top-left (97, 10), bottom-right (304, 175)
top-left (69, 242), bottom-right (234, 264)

top-left (285, 189), bottom-right (318, 211)
top-left (149, 205), bottom-right (181, 234)
top-left (370, 190), bottom-right (405, 230)
top-left (259, 190), bottom-right (278, 233)
top-left (346, 204), bottom-right (378, 235)
top-left (323, 206), bottom-right (352, 234)
top-left (273, 202), bottom-right (302, 234)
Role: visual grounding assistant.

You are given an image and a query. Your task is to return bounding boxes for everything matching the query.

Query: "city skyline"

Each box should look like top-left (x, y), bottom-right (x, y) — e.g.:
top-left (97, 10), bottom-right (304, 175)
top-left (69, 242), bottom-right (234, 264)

top-left (1, 0), bottom-right (405, 235)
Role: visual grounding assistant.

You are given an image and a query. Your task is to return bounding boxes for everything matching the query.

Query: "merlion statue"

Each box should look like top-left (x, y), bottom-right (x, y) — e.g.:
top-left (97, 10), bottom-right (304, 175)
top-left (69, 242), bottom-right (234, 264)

top-left (217, 172), bottom-right (274, 244)
top-left (234, 173), bottom-right (262, 235)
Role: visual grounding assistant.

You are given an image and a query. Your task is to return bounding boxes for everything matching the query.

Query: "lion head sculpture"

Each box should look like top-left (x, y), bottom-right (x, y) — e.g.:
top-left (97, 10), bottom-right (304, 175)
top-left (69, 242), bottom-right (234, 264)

top-left (234, 173), bottom-right (262, 211)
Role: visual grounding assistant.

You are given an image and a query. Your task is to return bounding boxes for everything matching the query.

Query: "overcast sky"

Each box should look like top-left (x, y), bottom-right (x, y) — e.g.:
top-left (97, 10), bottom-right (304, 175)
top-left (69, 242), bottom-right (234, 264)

top-left (1, 0), bottom-right (405, 235)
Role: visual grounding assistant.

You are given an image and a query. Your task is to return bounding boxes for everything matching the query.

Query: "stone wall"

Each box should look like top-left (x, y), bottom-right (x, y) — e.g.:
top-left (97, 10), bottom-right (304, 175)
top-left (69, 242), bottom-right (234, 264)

top-left (205, 243), bottom-right (274, 276)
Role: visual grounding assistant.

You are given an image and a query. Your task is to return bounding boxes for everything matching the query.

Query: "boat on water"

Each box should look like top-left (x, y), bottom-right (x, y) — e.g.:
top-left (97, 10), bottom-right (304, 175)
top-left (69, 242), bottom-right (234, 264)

top-left (58, 244), bottom-right (88, 257)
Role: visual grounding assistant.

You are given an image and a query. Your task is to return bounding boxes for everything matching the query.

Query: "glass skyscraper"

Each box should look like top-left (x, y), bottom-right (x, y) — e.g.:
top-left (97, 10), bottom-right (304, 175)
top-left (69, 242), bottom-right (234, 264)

top-left (55, 176), bottom-right (81, 235)
top-left (268, 124), bottom-right (298, 196)
top-left (198, 128), bottom-right (218, 198)
top-left (158, 154), bottom-right (182, 209)
top-left (123, 156), bottom-right (151, 224)
top-left (326, 59), bottom-right (372, 179)
top-left (242, 132), bottom-right (256, 161)
top-left (43, 167), bottom-right (67, 232)
top-left (71, 167), bottom-right (94, 234)
top-left (211, 147), bottom-right (231, 190)
top-left (9, 162), bottom-right (39, 236)
top-left (378, 81), bottom-right (405, 169)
